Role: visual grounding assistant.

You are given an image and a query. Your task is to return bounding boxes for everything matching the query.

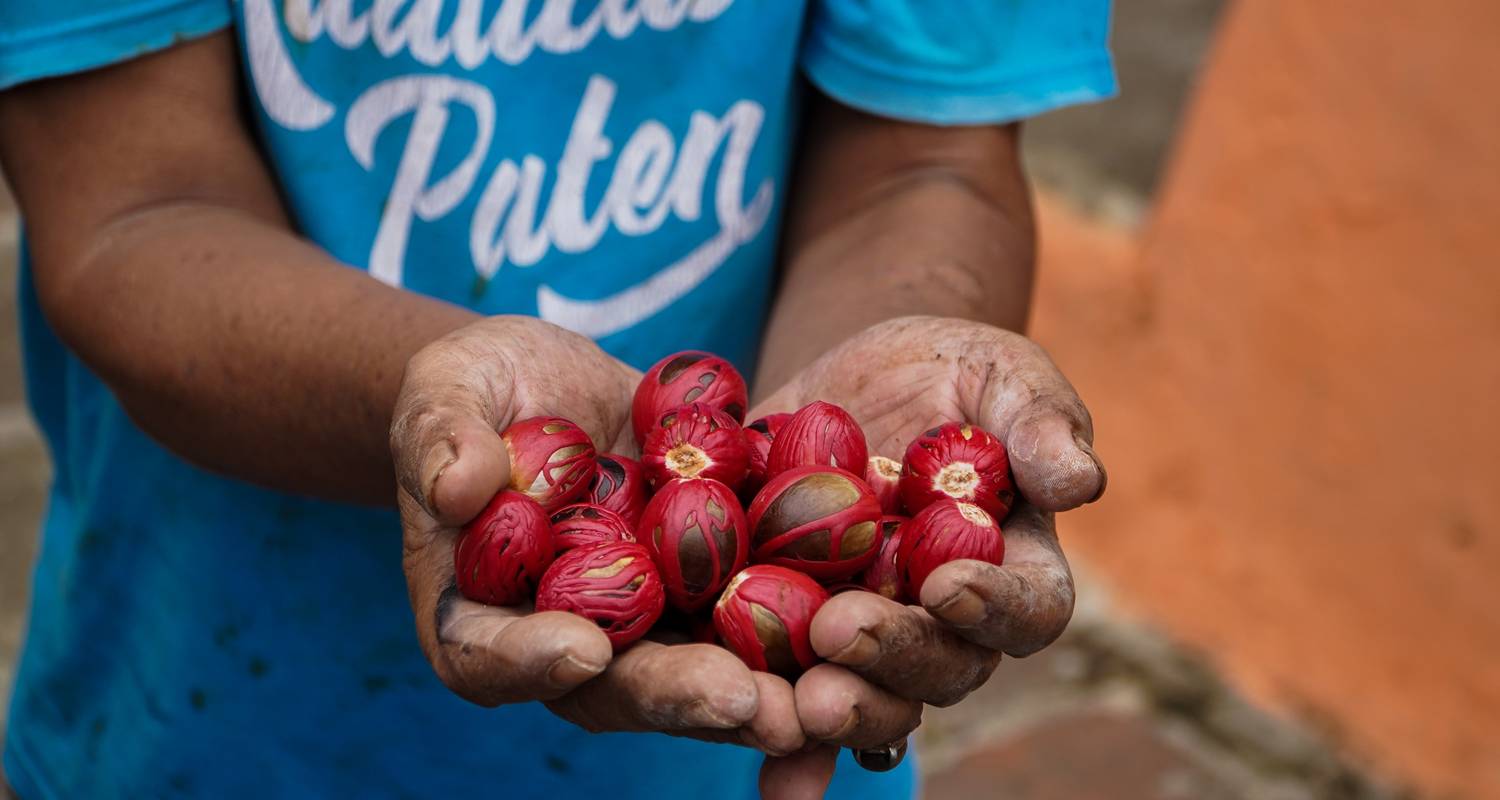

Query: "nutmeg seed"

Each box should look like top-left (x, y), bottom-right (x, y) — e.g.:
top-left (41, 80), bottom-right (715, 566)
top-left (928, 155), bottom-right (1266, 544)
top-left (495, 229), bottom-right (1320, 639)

top-left (746, 465), bottom-right (882, 581)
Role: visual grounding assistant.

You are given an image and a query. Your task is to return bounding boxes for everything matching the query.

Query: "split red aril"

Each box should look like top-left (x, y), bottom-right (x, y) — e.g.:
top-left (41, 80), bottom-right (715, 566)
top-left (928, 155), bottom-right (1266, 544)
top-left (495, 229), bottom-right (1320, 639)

top-left (641, 403), bottom-right (750, 490)
top-left (454, 490), bottom-right (554, 606)
top-left (549, 503), bottom-right (635, 554)
top-left (899, 422), bottom-right (1014, 519)
top-left (535, 542), bottom-right (665, 650)
top-left (713, 565), bottom-right (829, 677)
top-left (638, 478), bottom-right (750, 612)
top-left (746, 465), bottom-right (882, 581)
top-left (631, 351), bottom-right (748, 444)
top-left (765, 401), bottom-right (868, 479)
top-left (501, 416), bottom-right (597, 512)
top-left (897, 499), bottom-right (1005, 598)
top-left (586, 453), bottom-right (649, 527)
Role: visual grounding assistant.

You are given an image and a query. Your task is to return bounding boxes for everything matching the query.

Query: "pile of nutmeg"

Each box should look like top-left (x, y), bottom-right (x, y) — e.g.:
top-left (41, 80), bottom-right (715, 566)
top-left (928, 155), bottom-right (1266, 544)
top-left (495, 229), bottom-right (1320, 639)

top-left (456, 351), bottom-right (1014, 677)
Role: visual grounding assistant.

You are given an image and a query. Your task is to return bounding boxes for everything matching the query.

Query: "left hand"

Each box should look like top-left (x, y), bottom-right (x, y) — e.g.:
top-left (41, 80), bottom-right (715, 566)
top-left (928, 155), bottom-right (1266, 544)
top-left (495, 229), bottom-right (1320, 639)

top-left (747, 315), bottom-right (1107, 774)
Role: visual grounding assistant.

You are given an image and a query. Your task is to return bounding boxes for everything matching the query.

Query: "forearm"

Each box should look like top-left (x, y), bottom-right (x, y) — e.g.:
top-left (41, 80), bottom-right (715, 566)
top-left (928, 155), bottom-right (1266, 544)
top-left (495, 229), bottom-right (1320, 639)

top-left (755, 97), bottom-right (1036, 395)
top-left (0, 34), bottom-right (478, 504)
top-left (37, 204), bottom-right (476, 503)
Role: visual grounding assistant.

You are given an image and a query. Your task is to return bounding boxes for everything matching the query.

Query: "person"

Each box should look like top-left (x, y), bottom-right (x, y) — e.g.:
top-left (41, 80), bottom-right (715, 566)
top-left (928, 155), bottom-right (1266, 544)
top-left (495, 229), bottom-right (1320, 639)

top-left (0, 1), bottom-right (1113, 797)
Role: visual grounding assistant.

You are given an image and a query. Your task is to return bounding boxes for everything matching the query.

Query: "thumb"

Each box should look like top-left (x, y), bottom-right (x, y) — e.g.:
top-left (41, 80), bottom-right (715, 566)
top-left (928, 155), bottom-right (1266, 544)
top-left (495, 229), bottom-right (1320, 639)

top-left (391, 350), bottom-right (513, 526)
top-left (758, 744), bottom-right (839, 800)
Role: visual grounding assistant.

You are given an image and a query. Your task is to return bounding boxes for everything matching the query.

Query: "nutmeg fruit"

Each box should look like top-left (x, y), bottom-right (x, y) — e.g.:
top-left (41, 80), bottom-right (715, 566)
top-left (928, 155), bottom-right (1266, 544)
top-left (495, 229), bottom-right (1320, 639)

top-left (535, 542), bottom-right (665, 650)
top-left (897, 500), bottom-right (1005, 598)
top-left (500, 416), bottom-right (597, 512)
top-left (587, 453), bottom-right (649, 527)
top-left (641, 403), bottom-right (750, 490)
top-left (638, 478), bottom-right (750, 612)
top-left (454, 490), bottom-right (554, 606)
top-left (765, 401), bottom-right (868, 479)
top-left (742, 412), bottom-right (792, 497)
top-left (859, 515), bottom-right (909, 601)
top-left (549, 503), bottom-right (635, 554)
top-left (713, 565), bottom-right (829, 677)
top-left (631, 351), bottom-right (749, 444)
top-left (899, 422), bottom-right (1014, 519)
top-left (864, 456), bottom-right (904, 515)
top-left (746, 465), bottom-right (882, 581)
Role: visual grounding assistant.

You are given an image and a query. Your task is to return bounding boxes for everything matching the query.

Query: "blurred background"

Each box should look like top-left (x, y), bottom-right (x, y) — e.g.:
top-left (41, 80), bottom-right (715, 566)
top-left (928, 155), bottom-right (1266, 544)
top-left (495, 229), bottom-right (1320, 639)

top-left (2, 1), bottom-right (1495, 798)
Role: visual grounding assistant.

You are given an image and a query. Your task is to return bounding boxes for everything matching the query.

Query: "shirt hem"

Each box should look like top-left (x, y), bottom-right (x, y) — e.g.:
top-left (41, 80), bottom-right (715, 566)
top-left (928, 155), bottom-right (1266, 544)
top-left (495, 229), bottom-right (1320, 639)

top-left (800, 34), bottom-right (1118, 125)
top-left (0, 0), bottom-right (230, 90)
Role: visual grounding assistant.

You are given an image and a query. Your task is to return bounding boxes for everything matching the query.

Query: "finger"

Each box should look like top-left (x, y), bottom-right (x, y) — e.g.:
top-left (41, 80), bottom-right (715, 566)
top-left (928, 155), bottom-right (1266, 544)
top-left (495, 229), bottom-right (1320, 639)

top-left (759, 745), bottom-right (840, 800)
top-left (661, 673), bottom-right (802, 755)
top-left (962, 334), bottom-right (1106, 511)
top-left (920, 502), bottom-right (1075, 656)
top-left (745, 672), bottom-right (806, 756)
top-left (794, 664), bottom-right (923, 749)
top-left (390, 343), bottom-right (516, 525)
top-left (544, 641), bottom-right (760, 734)
top-left (809, 591), bottom-right (1001, 707)
top-left (401, 493), bottom-right (612, 706)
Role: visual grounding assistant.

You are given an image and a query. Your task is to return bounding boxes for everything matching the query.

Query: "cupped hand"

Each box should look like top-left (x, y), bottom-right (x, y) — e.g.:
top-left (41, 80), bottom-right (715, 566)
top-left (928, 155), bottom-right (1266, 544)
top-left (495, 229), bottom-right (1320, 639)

top-left (749, 316), bottom-right (1106, 762)
top-left (390, 317), bottom-right (807, 782)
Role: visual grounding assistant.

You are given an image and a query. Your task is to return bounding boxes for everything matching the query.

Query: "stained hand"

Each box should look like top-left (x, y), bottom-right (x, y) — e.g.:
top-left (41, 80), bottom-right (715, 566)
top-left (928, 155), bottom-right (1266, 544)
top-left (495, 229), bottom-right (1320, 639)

top-left (749, 316), bottom-right (1106, 770)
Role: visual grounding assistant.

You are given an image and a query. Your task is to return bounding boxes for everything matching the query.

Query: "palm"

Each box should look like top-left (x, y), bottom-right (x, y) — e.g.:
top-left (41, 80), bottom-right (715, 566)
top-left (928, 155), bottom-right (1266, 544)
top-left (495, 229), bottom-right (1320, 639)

top-left (752, 316), bottom-right (1059, 464)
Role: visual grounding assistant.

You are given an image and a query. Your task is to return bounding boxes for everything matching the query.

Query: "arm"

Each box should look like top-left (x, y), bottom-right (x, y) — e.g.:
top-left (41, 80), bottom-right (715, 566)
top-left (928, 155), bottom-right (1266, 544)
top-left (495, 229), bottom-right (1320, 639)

top-left (0, 33), bottom-right (476, 504)
top-left (755, 93), bottom-right (1035, 393)
top-left (749, 92), bottom-right (1106, 764)
top-left (4, 33), bottom-right (817, 787)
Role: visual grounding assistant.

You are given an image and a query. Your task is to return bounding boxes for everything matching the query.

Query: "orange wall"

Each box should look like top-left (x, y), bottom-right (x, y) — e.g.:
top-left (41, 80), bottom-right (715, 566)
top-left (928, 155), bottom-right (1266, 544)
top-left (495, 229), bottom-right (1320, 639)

top-left (1029, 2), bottom-right (1500, 796)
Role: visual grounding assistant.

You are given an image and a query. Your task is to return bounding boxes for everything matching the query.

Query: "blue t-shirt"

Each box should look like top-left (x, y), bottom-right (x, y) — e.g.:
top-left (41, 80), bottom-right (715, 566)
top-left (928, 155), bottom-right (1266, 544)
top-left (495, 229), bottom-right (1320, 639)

top-left (1, 1), bottom-right (1114, 797)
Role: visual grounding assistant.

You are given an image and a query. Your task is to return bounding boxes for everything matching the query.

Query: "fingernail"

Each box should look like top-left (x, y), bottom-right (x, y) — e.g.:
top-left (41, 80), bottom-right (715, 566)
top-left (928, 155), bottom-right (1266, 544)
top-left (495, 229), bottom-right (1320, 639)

top-left (1074, 435), bottom-right (1107, 504)
top-left (683, 698), bottom-right (743, 729)
top-left (932, 587), bottom-right (986, 626)
top-left (741, 730), bottom-right (785, 757)
top-left (827, 706), bottom-right (863, 742)
top-left (829, 630), bottom-right (880, 667)
top-left (422, 441), bottom-right (458, 513)
top-left (546, 654), bottom-right (604, 689)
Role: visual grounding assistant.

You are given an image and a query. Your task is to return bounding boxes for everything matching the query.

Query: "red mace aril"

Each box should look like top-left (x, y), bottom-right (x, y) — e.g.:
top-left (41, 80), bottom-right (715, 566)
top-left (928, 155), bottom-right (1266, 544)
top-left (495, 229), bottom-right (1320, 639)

top-left (631, 351), bottom-right (749, 443)
top-left (742, 412), bottom-right (792, 496)
top-left (746, 465), bottom-right (882, 581)
top-left (864, 456), bottom-right (904, 515)
top-left (549, 503), bottom-right (635, 554)
top-left (638, 478), bottom-right (751, 612)
top-left (586, 453), bottom-right (649, 527)
top-left (766, 401), bottom-right (868, 478)
top-left (897, 500), bottom-right (1005, 599)
top-left (535, 542), bottom-right (665, 650)
top-left (899, 422), bottom-right (1015, 519)
top-left (454, 490), bottom-right (554, 606)
top-left (713, 565), bottom-right (829, 677)
top-left (641, 403), bottom-right (750, 490)
top-left (859, 515), bottom-right (909, 601)
top-left (501, 416), bottom-right (597, 512)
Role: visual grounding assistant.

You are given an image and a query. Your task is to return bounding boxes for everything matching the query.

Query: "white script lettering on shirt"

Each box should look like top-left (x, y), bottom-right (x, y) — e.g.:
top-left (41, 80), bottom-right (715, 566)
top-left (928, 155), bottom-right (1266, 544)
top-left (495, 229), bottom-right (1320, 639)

top-left (243, 0), bottom-right (771, 338)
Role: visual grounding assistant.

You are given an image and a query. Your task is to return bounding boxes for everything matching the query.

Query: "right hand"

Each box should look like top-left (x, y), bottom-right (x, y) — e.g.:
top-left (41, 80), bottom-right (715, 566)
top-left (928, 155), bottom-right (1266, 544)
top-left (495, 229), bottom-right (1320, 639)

top-left (390, 317), bottom-right (813, 782)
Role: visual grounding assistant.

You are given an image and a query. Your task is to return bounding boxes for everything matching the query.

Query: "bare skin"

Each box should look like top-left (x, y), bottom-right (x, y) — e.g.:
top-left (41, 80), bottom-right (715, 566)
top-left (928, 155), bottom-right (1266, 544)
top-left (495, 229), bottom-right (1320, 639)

top-left (1, 30), bottom-right (1104, 799)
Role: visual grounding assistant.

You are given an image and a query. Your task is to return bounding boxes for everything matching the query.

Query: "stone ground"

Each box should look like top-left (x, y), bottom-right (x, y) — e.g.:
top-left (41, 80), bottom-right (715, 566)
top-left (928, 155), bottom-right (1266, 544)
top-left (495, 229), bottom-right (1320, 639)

top-left (0, 2), bottom-right (1412, 797)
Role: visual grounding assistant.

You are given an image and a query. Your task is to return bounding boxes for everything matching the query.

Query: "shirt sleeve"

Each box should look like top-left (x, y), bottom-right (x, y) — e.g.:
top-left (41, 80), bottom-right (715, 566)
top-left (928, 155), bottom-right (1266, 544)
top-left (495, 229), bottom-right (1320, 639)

top-left (800, 0), bottom-right (1117, 125)
top-left (0, 0), bottom-right (230, 90)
